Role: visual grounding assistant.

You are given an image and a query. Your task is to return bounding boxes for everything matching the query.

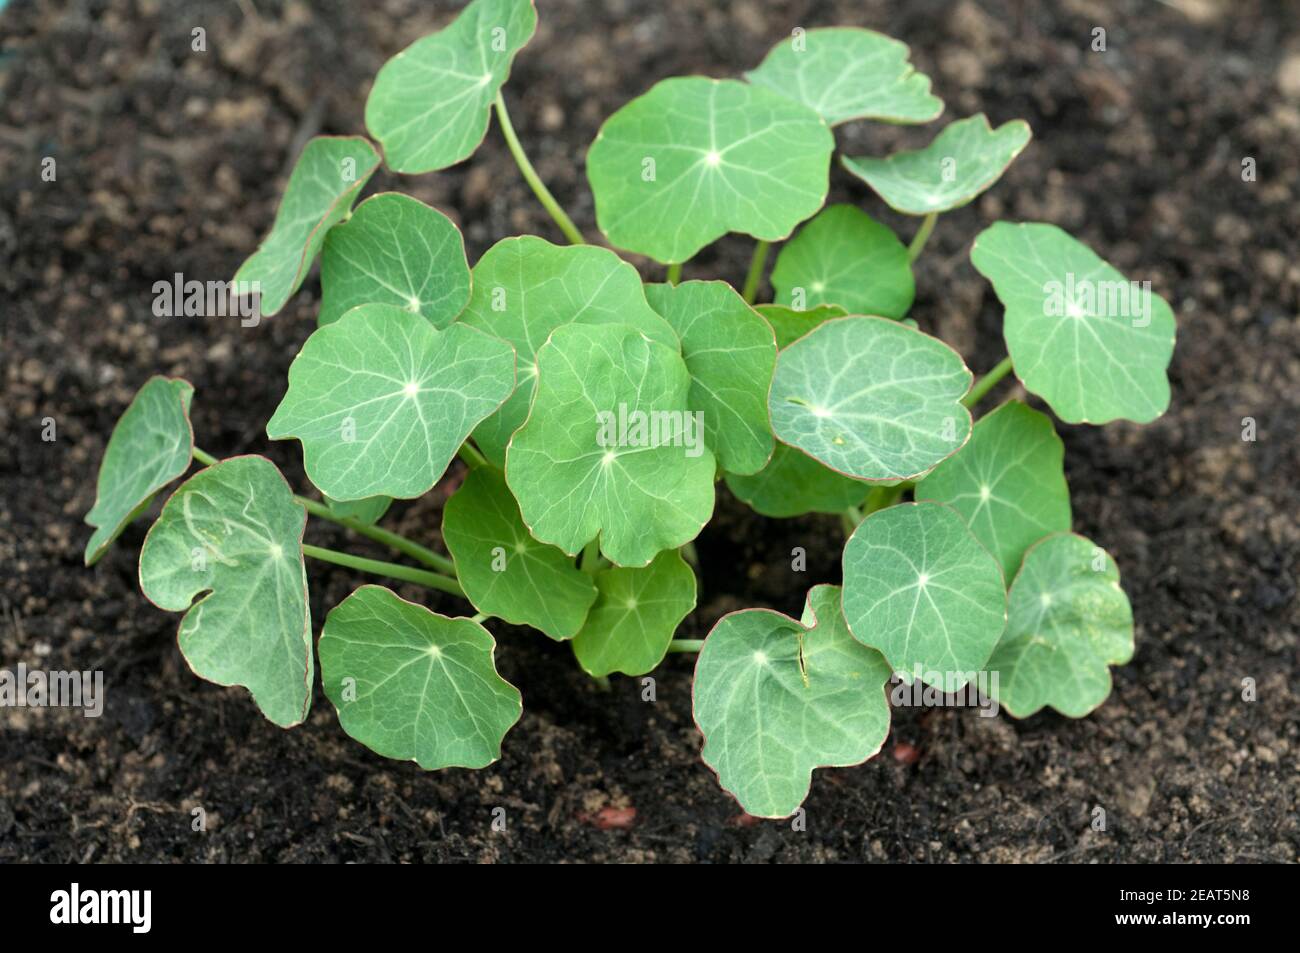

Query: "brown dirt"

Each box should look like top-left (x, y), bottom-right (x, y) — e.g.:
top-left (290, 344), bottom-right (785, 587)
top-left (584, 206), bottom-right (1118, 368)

top-left (1, 0), bottom-right (1297, 863)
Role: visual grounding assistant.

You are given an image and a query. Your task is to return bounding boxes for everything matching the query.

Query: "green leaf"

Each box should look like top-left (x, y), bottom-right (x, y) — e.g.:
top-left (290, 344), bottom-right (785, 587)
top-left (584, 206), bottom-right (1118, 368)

top-left (970, 222), bottom-right (1177, 424)
top-left (572, 550), bottom-right (696, 676)
top-left (84, 376), bottom-right (194, 566)
top-left (442, 466), bottom-right (597, 641)
top-left (233, 136), bottom-right (380, 317)
top-left (324, 494), bottom-right (392, 527)
top-left (692, 584), bottom-right (892, 818)
top-left (319, 193), bottom-right (471, 328)
top-left (319, 584), bottom-right (522, 768)
top-left (769, 316), bottom-right (972, 481)
top-left (458, 236), bottom-right (678, 466)
top-left (744, 27), bottom-right (942, 126)
top-left (267, 303), bottom-right (515, 501)
top-left (842, 114), bottom-right (1031, 215)
top-left (586, 76), bottom-right (834, 264)
top-left (138, 455), bottom-right (311, 727)
top-left (724, 443), bottom-right (869, 518)
top-left (989, 533), bottom-right (1134, 717)
top-left (842, 502), bottom-right (1006, 692)
top-left (914, 401), bottom-right (1071, 578)
top-left (769, 205), bottom-right (914, 318)
top-left (755, 302), bottom-right (847, 350)
top-left (364, 0), bottom-right (537, 174)
top-left (643, 280), bottom-right (776, 475)
top-left (506, 322), bottom-right (716, 567)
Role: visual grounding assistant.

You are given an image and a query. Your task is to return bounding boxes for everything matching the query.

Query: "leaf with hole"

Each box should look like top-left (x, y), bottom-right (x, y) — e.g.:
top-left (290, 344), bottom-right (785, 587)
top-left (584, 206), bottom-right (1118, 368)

top-left (587, 76), bottom-right (833, 263)
top-left (443, 466), bottom-right (596, 640)
top-left (138, 455), bottom-right (311, 727)
top-left (755, 302), bottom-right (847, 350)
top-left (506, 322), bottom-right (716, 567)
top-left (989, 533), bottom-right (1134, 717)
top-left (915, 400), bottom-right (1071, 578)
top-left (770, 205), bottom-right (914, 318)
top-left (319, 193), bottom-right (471, 328)
top-left (364, 0), bottom-right (537, 173)
top-left (458, 236), bottom-right (678, 466)
top-left (232, 136), bottom-right (380, 317)
top-left (572, 550), bottom-right (696, 676)
top-left (842, 502), bottom-right (1006, 692)
top-left (724, 443), bottom-right (869, 518)
top-left (85, 376), bottom-right (194, 566)
top-left (319, 584), bottom-right (522, 768)
top-left (744, 27), bottom-right (942, 126)
top-left (842, 114), bottom-right (1031, 215)
top-left (769, 316), bottom-right (972, 481)
top-left (693, 584), bottom-right (892, 818)
top-left (267, 302), bottom-right (516, 501)
top-left (970, 221), bottom-right (1176, 424)
top-left (644, 280), bottom-right (776, 475)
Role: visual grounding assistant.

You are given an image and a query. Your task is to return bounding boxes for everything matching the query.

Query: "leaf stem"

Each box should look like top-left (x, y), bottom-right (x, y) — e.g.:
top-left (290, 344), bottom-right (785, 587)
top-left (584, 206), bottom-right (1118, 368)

top-left (580, 537), bottom-right (604, 575)
top-left (667, 638), bottom-right (704, 654)
top-left (457, 440), bottom-right (488, 469)
top-left (293, 495), bottom-right (457, 575)
top-left (494, 92), bottom-right (585, 246)
top-left (302, 544), bottom-right (466, 597)
top-left (907, 212), bottom-right (938, 263)
top-left (962, 355), bottom-right (1014, 409)
top-left (192, 447), bottom-right (219, 467)
top-left (741, 239), bottom-right (771, 304)
top-left (666, 262), bottom-right (682, 285)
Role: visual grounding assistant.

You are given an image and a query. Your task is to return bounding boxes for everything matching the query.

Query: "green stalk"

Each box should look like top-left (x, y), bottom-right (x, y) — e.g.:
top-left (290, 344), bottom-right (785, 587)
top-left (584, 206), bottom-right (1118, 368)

top-left (192, 447), bottom-right (219, 467)
top-left (457, 440), bottom-right (488, 469)
top-left (962, 355), bottom-right (1014, 409)
top-left (580, 537), bottom-right (604, 575)
top-left (741, 239), bottom-right (771, 304)
top-left (907, 212), bottom-right (938, 263)
top-left (293, 495), bottom-right (457, 576)
top-left (667, 639), bottom-right (704, 654)
top-left (494, 92), bottom-right (585, 245)
top-left (666, 262), bottom-right (682, 285)
top-left (302, 544), bottom-right (466, 598)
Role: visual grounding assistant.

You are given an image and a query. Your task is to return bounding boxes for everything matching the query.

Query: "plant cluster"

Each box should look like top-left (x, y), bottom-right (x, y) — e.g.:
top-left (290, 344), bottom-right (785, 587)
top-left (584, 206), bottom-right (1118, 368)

top-left (85, 0), bottom-right (1175, 818)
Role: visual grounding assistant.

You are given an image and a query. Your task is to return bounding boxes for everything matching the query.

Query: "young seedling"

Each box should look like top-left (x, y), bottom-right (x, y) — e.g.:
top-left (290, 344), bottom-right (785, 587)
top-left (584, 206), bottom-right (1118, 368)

top-left (86, 0), bottom-right (1176, 820)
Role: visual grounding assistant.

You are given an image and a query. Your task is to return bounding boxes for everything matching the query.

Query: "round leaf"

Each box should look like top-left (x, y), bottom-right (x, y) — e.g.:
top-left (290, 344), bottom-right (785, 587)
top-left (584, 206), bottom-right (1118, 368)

top-left (364, 0), bottom-right (537, 173)
top-left (443, 466), bottom-right (597, 641)
top-left (85, 376), bottom-right (194, 566)
top-left (842, 502), bottom-right (1006, 692)
top-left (693, 585), bottom-right (893, 818)
top-left (506, 322), bottom-right (716, 567)
top-left (458, 236), bottom-right (677, 466)
top-left (572, 550), bottom-right (696, 677)
top-left (915, 400), bottom-right (1071, 578)
top-left (319, 585), bottom-right (522, 769)
top-left (233, 136), bottom-right (380, 317)
top-left (769, 316), bottom-right (973, 481)
top-left (842, 114), bottom-right (1031, 215)
top-left (724, 443), bottom-right (869, 518)
top-left (320, 193), bottom-right (471, 328)
top-left (586, 76), bottom-right (834, 264)
top-left (139, 455), bottom-right (311, 727)
top-left (989, 533), bottom-right (1134, 717)
top-left (770, 205), bottom-right (914, 318)
top-left (644, 280), bottom-right (776, 475)
top-left (267, 303), bottom-right (516, 501)
top-left (755, 302), bottom-right (847, 350)
top-left (970, 221), bottom-right (1177, 424)
top-left (744, 27), bottom-right (942, 126)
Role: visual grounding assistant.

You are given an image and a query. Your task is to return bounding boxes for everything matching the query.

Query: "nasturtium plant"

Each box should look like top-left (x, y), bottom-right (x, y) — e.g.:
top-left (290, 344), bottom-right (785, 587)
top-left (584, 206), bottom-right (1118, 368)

top-left (87, 13), bottom-right (1173, 818)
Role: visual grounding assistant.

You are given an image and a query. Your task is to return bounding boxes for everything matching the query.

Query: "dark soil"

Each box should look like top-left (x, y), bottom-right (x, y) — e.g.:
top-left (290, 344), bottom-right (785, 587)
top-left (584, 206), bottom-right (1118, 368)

top-left (2, 0), bottom-right (1297, 863)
